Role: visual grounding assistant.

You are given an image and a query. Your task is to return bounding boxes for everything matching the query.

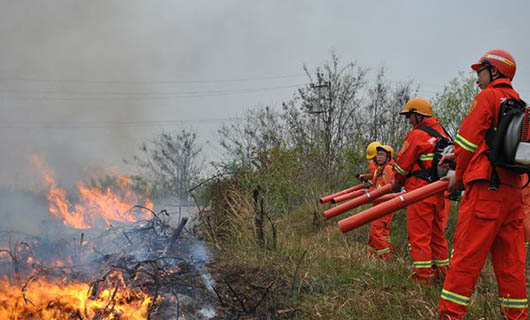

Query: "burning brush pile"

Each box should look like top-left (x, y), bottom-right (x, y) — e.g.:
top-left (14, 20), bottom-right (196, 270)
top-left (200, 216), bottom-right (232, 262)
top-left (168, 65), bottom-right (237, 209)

top-left (0, 156), bottom-right (216, 319)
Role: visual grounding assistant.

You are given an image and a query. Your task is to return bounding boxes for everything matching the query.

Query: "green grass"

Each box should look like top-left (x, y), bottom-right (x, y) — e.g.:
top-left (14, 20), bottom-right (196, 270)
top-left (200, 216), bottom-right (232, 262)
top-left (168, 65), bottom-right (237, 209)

top-left (203, 194), bottom-right (523, 319)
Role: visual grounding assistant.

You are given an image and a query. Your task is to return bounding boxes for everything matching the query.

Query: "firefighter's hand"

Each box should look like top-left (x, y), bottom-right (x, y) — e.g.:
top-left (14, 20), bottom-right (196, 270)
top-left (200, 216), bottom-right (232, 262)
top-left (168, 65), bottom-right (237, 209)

top-left (439, 153), bottom-right (456, 170)
top-left (391, 181), bottom-right (402, 193)
top-left (357, 173), bottom-right (370, 181)
top-left (357, 174), bottom-right (371, 185)
top-left (441, 172), bottom-right (463, 193)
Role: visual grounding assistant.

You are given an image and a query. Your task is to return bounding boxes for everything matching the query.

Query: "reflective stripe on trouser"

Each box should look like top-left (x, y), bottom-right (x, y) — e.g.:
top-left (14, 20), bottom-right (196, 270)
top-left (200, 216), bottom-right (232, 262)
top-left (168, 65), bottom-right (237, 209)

top-left (499, 297), bottom-right (528, 309)
top-left (441, 289), bottom-right (470, 307)
top-left (440, 181), bottom-right (527, 320)
top-left (368, 246), bottom-right (391, 256)
top-left (368, 213), bottom-right (393, 258)
top-left (434, 258), bottom-right (450, 267)
top-left (406, 193), bottom-right (449, 279)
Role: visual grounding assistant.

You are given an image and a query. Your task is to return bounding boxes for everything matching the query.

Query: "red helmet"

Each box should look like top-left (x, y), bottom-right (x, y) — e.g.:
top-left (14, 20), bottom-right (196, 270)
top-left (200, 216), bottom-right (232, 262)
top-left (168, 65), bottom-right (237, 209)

top-left (471, 49), bottom-right (516, 80)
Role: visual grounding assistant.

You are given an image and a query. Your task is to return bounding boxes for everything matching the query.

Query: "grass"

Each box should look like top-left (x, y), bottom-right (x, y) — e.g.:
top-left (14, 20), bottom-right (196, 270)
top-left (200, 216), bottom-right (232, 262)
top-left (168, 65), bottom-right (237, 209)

top-left (203, 192), bottom-right (524, 319)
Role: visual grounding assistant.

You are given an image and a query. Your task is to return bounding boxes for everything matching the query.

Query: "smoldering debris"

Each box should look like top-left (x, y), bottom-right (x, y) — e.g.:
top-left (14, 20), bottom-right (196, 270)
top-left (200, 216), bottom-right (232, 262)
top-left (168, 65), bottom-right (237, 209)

top-left (0, 207), bottom-right (217, 320)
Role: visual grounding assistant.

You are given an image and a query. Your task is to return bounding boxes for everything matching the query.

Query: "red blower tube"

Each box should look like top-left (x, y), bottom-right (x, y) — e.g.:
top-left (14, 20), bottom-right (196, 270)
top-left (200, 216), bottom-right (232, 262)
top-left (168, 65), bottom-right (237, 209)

top-left (331, 189), bottom-right (366, 204)
top-left (319, 184), bottom-right (364, 204)
top-left (372, 192), bottom-right (404, 205)
top-left (338, 180), bottom-right (448, 233)
top-left (324, 184), bottom-right (393, 219)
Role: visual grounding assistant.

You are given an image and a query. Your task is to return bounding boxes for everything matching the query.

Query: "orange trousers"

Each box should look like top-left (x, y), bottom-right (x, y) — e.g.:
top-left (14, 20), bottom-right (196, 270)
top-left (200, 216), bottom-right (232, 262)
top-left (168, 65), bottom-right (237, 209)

top-left (406, 193), bottom-right (449, 281)
top-left (522, 184), bottom-right (530, 245)
top-left (444, 192), bottom-right (451, 221)
top-left (440, 181), bottom-right (527, 320)
top-left (368, 213), bottom-right (393, 259)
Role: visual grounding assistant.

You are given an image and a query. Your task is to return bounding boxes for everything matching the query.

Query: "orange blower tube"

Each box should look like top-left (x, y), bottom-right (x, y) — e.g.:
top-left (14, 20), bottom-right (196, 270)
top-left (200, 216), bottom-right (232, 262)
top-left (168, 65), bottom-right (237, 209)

top-left (338, 180), bottom-right (448, 233)
top-left (324, 184), bottom-right (393, 219)
top-left (331, 189), bottom-right (366, 204)
top-left (319, 184), bottom-right (364, 204)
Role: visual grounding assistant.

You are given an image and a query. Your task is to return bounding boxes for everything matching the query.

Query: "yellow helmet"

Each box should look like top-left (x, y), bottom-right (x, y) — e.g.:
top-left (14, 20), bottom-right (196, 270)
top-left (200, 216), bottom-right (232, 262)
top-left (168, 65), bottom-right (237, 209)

top-left (383, 145), bottom-right (394, 159)
top-left (400, 98), bottom-right (433, 117)
top-left (366, 141), bottom-right (382, 160)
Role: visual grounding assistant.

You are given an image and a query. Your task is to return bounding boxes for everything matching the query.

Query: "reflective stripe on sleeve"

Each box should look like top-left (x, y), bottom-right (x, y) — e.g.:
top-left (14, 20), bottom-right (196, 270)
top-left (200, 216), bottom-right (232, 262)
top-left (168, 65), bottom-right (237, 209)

top-left (441, 289), bottom-right (471, 306)
top-left (394, 164), bottom-right (408, 175)
top-left (419, 153), bottom-right (434, 161)
top-left (455, 134), bottom-right (478, 153)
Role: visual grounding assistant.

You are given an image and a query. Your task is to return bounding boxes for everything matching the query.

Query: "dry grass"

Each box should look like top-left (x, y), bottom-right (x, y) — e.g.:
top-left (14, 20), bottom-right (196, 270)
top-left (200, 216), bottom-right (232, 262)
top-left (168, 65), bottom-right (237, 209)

top-left (203, 189), bottom-right (521, 319)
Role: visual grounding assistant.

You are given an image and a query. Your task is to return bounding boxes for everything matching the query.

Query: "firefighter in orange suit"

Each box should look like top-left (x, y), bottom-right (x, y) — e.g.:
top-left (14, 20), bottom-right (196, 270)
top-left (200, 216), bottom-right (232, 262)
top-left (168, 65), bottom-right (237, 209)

top-left (384, 145), bottom-right (396, 168)
top-left (392, 98), bottom-right (450, 283)
top-left (439, 49), bottom-right (527, 319)
top-left (359, 141), bottom-right (382, 184)
top-left (367, 145), bottom-right (395, 259)
top-left (382, 144), bottom-right (396, 250)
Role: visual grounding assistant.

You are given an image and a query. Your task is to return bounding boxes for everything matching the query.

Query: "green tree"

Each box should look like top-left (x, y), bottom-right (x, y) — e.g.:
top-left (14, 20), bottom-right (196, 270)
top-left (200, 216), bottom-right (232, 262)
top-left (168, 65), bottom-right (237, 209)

top-left (434, 72), bottom-right (479, 138)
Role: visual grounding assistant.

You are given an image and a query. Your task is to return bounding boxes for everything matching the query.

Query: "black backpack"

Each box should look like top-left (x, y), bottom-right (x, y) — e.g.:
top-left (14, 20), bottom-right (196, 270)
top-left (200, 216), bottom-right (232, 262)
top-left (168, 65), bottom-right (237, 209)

top-left (411, 125), bottom-right (454, 182)
top-left (485, 96), bottom-right (530, 189)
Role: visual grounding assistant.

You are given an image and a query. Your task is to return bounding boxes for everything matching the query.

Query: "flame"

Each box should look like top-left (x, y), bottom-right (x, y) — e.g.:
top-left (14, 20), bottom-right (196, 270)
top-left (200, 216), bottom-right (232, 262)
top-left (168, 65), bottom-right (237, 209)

top-left (0, 277), bottom-right (151, 319)
top-left (30, 155), bottom-right (152, 230)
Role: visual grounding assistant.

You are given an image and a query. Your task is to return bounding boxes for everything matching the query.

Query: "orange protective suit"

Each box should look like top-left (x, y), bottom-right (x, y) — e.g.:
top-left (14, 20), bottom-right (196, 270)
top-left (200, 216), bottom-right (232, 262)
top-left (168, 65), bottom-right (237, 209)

top-left (522, 177), bottom-right (530, 248)
top-left (394, 117), bottom-right (450, 282)
top-left (367, 160), bottom-right (377, 177)
top-left (440, 78), bottom-right (527, 320)
top-left (367, 163), bottom-right (394, 259)
top-left (444, 191), bottom-right (451, 225)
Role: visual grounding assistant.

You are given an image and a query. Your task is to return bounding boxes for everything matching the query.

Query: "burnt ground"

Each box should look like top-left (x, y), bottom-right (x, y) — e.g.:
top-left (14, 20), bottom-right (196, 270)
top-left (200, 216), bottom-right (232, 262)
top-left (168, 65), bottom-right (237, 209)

top-left (207, 262), bottom-right (303, 320)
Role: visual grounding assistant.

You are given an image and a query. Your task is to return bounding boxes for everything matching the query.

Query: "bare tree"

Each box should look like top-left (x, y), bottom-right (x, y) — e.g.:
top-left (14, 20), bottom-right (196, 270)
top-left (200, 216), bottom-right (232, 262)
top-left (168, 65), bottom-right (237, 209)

top-left (218, 106), bottom-right (285, 170)
top-left (133, 129), bottom-right (203, 200)
top-left (282, 51), bottom-right (368, 184)
top-left (353, 67), bottom-right (417, 161)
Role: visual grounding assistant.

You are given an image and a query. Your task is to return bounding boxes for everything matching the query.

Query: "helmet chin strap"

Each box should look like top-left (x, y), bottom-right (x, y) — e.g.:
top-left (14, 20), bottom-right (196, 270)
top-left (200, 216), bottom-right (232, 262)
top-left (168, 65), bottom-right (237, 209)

top-left (487, 65), bottom-right (502, 82)
top-left (414, 114), bottom-right (423, 125)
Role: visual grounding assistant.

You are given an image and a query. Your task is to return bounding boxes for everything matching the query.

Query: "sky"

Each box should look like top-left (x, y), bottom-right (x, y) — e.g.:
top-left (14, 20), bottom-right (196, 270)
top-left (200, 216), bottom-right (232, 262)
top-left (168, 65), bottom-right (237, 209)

top-left (1, 0), bottom-right (529, 189)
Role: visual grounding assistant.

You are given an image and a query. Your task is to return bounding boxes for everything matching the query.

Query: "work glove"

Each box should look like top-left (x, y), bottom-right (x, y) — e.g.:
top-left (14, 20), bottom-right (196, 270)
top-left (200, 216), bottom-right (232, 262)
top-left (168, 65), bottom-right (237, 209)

top-left (441, 171), bottom-right (463, 193)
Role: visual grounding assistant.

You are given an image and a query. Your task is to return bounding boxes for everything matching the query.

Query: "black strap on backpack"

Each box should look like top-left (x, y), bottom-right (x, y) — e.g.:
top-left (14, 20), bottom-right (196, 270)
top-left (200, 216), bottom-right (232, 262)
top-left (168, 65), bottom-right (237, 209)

top-left (410, 125), bottom-right (453, 182)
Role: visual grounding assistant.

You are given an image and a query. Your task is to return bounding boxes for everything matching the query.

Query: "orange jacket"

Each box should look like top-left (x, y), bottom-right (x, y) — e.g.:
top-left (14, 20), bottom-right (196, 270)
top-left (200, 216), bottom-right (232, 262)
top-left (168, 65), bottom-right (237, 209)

top-left (372, 163), bottom-right (394, 190)
top-left (367, 160), bottom-right (377, 177)
top-left (394, 117), bottom-right (449, 192)
top-left (454, 78), bottom-right (522, 188)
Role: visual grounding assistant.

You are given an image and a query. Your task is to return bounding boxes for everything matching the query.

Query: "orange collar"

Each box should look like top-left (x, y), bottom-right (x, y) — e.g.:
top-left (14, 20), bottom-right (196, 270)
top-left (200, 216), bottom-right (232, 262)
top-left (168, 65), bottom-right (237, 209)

top-left (487, 78), bottom-right (513, 89)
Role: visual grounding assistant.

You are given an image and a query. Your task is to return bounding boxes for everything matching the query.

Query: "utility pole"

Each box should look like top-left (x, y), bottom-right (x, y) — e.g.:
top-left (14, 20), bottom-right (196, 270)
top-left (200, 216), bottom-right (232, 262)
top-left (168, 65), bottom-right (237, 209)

top-left (308, 73), bottom-right (332, 184)
top-left (308, 72), bottom-right (330, 115)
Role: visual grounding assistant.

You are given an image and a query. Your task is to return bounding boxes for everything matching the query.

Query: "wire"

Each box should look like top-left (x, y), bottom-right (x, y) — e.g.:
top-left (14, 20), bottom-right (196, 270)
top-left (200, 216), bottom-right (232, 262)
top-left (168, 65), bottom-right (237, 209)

top-left (0, 83), bottom-right (308, 101)
top-left (0, 117), bottom-right (244, 129)
top-left (0, 73), bottom-right (306, 85)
